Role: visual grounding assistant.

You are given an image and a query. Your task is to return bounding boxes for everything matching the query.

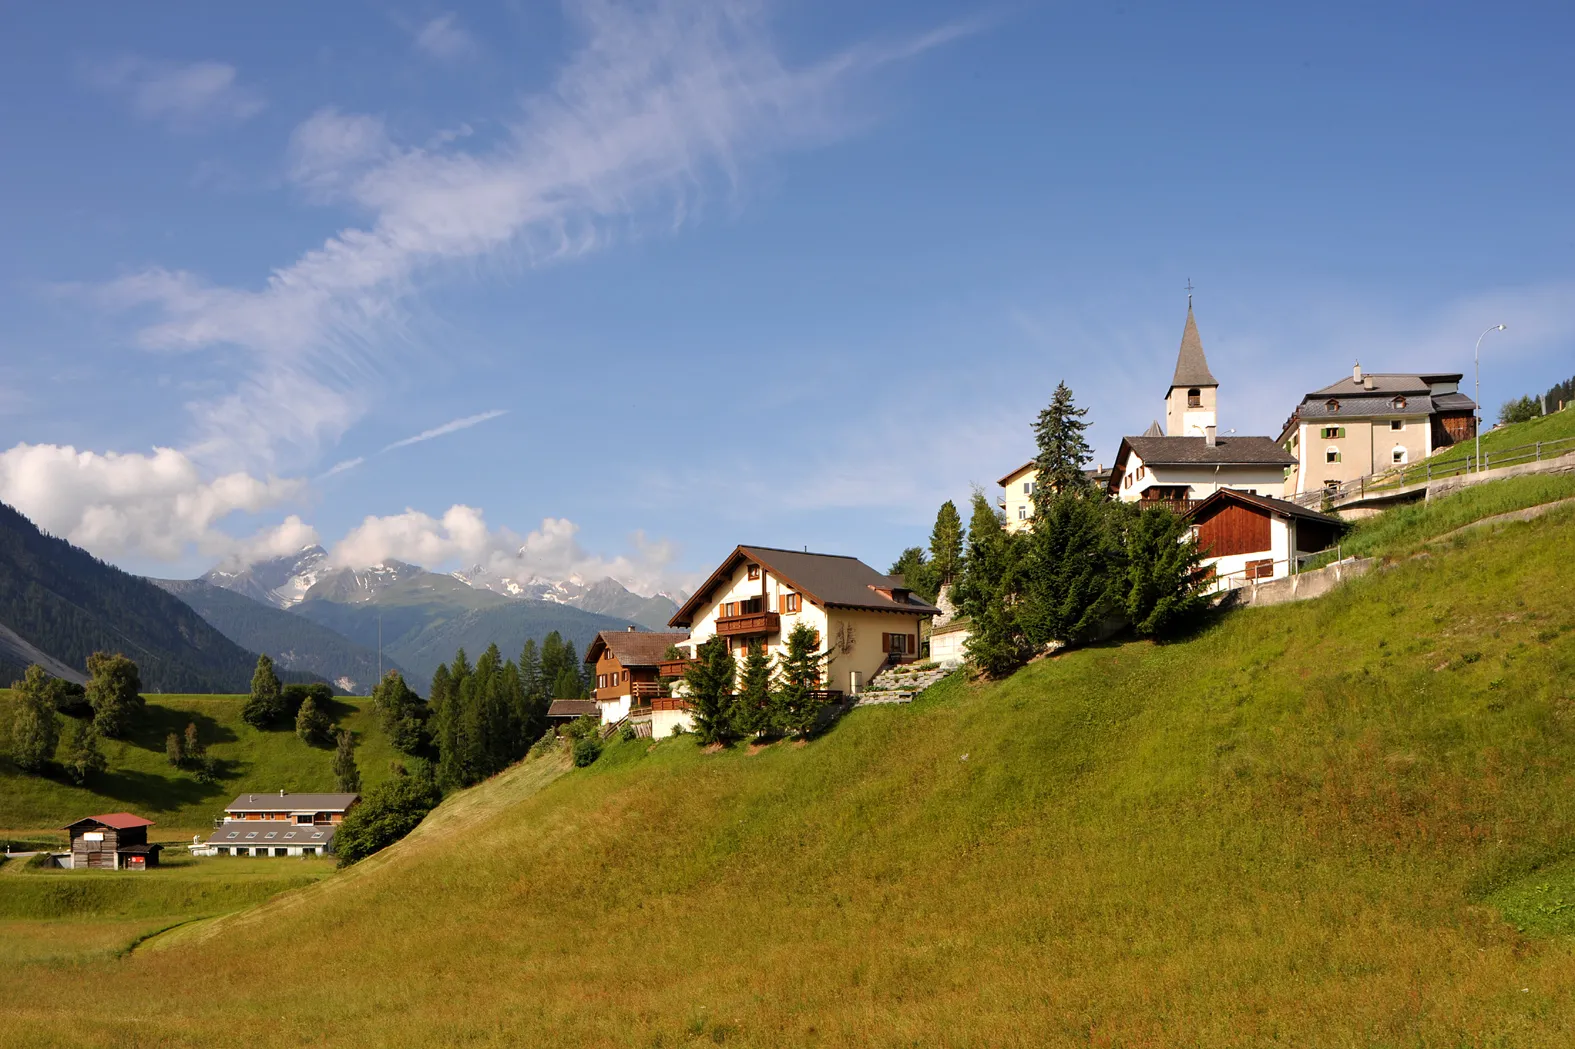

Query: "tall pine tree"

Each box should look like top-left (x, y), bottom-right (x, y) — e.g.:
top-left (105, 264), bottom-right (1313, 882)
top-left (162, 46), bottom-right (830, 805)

top-left (332, 729), bottom-right (361, 793)
top-left (777, 623), bottom-right (829, 738)
top-left (929, 500), bottom-right (964, 588)
top-left (956, 490), bottom-right (1032, 676)
top-left (737, 640), bottom-right (776, 737)
top-left (1031, 381), bottom-right (1095, 501)
top-left (243, 653), bottom-right (282, 729)
top-left (682, 637), bottom-right (739, 746)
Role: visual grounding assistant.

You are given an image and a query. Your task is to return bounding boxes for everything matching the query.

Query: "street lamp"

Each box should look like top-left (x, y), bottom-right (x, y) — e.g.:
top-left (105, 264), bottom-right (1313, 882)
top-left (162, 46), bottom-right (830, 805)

top-left (1474, 324), bottom-right (1507, 471)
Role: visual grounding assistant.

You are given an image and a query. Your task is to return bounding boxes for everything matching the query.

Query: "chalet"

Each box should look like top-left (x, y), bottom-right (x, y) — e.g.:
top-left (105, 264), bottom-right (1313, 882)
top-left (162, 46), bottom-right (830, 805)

top-left (64, 813), bottom-right (161, 870)
top-left (1182, 489), bottom-right (1344, 590)
top-left (996, 461), bottom-right (1113, 534)
top-left (203, 791), bottom-right (359, 857)
top-left (1279, 364), bottom-right (1477, 496)
top-left (1107, 303), bottom-right (1295, 506)
top-left (583, 628), bottom-right (692, 728)
top-left (665, 546), bottom-right (940, 739)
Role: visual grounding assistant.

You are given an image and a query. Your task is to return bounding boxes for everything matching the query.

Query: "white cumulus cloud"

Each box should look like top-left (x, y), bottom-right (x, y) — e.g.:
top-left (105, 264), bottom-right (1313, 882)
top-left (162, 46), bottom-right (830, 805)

top-left (0, 443), bottom-right (307, 563)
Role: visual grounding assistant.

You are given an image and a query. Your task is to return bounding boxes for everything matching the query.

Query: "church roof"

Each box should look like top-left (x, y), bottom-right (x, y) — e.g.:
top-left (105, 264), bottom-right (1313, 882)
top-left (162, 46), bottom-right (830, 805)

top-left (1142, 419), bottom-right (1164, 437)
top-left (1168, 306), bottom-right (1218, 392)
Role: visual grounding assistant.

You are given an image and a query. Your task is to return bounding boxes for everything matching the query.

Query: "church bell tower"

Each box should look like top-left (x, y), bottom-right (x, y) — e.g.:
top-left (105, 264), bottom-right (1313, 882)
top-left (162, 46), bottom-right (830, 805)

top-left (1164, 302), bottom-right (1219, 437)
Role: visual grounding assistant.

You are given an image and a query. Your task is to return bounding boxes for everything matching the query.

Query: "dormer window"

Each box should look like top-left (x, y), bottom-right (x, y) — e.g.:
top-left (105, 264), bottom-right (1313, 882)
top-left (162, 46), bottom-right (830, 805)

top-left (1187, 388), bottom-right (1201, 408)
top-left (1391, 395), bottom-right (1407, 410)
top-left (1325, 399), bottom-right (1341, 413)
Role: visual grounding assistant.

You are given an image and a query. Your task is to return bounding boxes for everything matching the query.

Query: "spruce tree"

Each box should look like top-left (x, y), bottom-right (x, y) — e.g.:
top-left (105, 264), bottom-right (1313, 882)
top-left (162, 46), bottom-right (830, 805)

top-left (165, 731), bottom-right (184, 767)
top-left (955, 490), bottom-right (1033, 676)
top-left (1031, 381), bottom-right (1095, 501)
top-left (777, 622), bottom-right (829, 738)
top-left (929, 500), bottom-right (964, 587)
top-left (374, 671), bottom-right (427, 754)
top-left (3, 665), bottom-right (62, 773)
top-left (1122, 504), bottom-right (1211, 638)
top-left (889, 547), bottom-right (938, 605)
top-left (243, 653), bottom-right (282, 729)
top-left (295, 695), bottom-right (332, 745)
top-left (63, 719), bottom-right (107, 786)
top-left (562, 641), bottom-right (586, 695)
top-left (552, 667), bottom-right (585, 700)
top-left (737, 640), bottom-right (776, 737)
top-left (332, 729), bottom-right (361, 793)
top-left (428, 663), bottom-right (453, 717)
top-left (682, 638), bottom-right (739, 746)
top-left (539, 633), bottom-right (568, 692)
top-left (86, 652), bottom-right (143, 738)
top-left (517, 640), bottom-right (548, 748)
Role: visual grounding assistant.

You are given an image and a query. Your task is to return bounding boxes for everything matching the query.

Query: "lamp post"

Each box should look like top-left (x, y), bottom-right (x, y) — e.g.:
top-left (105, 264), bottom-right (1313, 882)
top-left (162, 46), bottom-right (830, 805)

top-left (1474, 324), bottom-right (1507, 471)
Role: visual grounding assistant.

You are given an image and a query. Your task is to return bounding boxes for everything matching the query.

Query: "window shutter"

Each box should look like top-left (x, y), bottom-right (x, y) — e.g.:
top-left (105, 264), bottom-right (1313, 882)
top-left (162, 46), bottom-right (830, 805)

top-left (1338, 427), bottom-right (1346, 438)
top-left (881, 632), bottom-right (891, 651)
top-left (908, 634), bottom-right (917, 654)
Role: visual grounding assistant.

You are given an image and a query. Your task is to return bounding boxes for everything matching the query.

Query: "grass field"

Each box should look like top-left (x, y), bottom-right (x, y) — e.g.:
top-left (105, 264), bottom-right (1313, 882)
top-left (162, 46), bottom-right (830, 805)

top-left (0, 693), bottom-right (398, 838)
top-left (1382, 404), bottom-right (1575, 487)
top-left (0, 503), bottom-right (1572, 1046)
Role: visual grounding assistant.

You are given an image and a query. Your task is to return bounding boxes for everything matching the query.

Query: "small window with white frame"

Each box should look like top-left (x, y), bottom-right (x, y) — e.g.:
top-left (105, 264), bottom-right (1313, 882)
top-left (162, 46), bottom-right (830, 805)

top-left (1326, 448), bottom-right (1341, 464)
top-left (1018, 506), bottom-right (1028, 520)
top-left (1392, 446), bottom-right (1407, 464)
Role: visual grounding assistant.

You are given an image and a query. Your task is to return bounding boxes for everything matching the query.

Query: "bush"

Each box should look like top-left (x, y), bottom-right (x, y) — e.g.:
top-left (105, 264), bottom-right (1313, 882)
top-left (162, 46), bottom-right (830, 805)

top-left (572, 734), bottom-right (603, 767)
top-left (335, 765), bottom-right (442, 868)
top-left (619, 723), bottom-right (637, 742)
top-left (528, 731), bottom-right (562, 759)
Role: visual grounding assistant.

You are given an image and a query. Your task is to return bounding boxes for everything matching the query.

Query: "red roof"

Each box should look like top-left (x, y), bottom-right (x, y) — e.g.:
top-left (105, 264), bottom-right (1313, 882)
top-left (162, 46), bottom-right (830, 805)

top-left (68, 812), bottom-right (155, 831)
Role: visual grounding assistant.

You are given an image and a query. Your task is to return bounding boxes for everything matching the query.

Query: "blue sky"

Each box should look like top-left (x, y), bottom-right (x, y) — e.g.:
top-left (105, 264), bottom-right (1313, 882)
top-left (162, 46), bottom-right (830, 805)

top-left (1, 0), bottom-right (1571, 594)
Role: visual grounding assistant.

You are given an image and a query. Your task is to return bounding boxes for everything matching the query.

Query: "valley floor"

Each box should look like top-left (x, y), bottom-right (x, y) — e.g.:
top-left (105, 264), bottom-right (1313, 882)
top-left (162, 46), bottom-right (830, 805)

top-left (2, 503), bottom-right (1575, 1046)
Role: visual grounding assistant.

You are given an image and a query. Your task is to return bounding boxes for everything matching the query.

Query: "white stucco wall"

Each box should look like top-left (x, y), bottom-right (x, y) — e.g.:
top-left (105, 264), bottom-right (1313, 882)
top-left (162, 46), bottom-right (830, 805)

top-left (1115, 449), bottom-right (1290, 503)
top-left (929, 624), bottom-right (970, 667)
top-left (1201, 515), bottom-right (1292, 591)
top-left (651, 708), bottom-right (694, 739)
top-left (597, 694), bottom-right (632, 726)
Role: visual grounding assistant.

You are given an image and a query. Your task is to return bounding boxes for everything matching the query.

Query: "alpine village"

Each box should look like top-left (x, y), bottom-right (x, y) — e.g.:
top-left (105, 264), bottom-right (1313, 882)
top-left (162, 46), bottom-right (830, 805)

top-left (5, 6), bottom-right (1575, 1045)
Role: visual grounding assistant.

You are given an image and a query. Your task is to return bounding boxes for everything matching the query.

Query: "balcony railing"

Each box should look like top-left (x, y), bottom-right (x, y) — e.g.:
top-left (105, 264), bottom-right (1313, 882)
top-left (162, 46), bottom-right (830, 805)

top-left (715, 611), bottom-right (781, 637)
top-left (630, 681), bottom-right (665, 702)
top-left (657, 658), bottom-right (695, 678)
top-left (652, 696), bottom-right (691, 712)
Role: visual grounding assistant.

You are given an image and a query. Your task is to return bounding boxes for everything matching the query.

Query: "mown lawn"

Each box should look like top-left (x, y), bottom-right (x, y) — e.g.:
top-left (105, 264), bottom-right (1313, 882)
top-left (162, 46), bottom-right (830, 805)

top-left (1, 513), bottom-right (1573, 1046)
top-left (1394, 404), bottom-right (1575, 483)
top-left (0, 693), bottom-right (397, 837)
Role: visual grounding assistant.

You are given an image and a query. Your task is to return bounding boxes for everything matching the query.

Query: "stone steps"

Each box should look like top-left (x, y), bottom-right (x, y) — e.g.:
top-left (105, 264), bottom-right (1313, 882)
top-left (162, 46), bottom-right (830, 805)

top-left (855, 662), bottom-right (954, 706)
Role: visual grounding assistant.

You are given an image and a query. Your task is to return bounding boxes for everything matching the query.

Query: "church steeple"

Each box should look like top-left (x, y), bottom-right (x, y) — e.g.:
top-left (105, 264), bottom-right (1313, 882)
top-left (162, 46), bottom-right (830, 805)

top-left (1164, 304), bottom-right (1219, 436)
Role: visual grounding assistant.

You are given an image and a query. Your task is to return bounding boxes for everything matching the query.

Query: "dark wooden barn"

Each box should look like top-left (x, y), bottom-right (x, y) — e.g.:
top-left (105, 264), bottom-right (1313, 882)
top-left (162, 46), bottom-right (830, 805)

top-left (63, 813), bottom-right (161, 871)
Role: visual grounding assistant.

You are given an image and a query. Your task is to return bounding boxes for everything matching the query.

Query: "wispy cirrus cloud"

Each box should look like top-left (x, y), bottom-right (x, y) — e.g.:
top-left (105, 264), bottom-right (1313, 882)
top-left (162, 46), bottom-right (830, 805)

top-left (382, 409), bottom-right (508, 452)
top-left (88, 57), bottom-right (265, 131)
top-left (93, 0), bottom-right (974, 472)
top-left (412, 13), bottom-right (479, 62)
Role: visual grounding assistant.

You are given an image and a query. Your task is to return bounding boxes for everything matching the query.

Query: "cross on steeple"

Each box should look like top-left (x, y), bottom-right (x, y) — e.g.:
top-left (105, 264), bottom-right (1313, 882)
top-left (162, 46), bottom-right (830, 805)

top-left (1185, 277), bottom-right (1194, 307)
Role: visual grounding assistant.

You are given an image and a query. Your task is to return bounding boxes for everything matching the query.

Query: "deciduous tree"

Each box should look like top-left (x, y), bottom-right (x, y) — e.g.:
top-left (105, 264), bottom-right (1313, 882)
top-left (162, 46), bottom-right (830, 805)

top-left (335, 762), bottom-right (442, 868)
top-left (295, 695), bottom-right (332, 745)
top-left (86, 652), bottom-right (143, 739)
top-left (64, 719), bottom-right (107, 785)
top-left (3, 665), bottom-right (62, 772)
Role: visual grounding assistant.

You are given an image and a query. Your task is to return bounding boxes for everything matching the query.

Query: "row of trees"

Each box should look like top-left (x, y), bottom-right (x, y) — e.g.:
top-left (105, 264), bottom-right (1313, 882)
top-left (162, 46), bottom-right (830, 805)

top-left (681, 623), bottom-right (829, 745)
top-left (953, 383), bottom-right (1211, 677)
top-left (1500, 372), bottom-right (1575, 424)
top-left (1, 653), bottom-right (146, 784)
top-left (889, 500), bottom-right (964, 605)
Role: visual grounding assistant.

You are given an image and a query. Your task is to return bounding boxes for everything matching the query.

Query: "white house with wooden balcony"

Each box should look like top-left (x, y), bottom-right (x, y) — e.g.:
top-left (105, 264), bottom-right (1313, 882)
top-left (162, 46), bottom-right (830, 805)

top-left (663, 546), bottom-right (940, 738)
top-left (1181, 489), bottom-right (1344, 590)
top-left (583, 628), bottom-right (691, 730)
top-left (1106, 302), bottom-right (1296, 507)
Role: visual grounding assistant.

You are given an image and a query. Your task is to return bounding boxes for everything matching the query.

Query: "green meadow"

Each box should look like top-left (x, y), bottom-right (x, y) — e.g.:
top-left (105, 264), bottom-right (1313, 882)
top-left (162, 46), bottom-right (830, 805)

top-left (0, 490), bottom-right (1571, 1046)
top-left (0, 693), bottom-right (398, 839)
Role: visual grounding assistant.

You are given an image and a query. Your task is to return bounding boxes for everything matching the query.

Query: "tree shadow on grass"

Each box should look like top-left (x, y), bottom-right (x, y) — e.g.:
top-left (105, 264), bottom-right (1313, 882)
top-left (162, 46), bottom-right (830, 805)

top-left (37, 762), bottom-right (235, 814)
top-left (121, 704), bottom-right (238, 755)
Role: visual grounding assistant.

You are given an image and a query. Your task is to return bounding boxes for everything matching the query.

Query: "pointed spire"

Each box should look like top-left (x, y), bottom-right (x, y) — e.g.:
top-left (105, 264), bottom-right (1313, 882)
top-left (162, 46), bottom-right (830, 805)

top-left (1170, 304), bottom-right (1218, 389)
top-left (1143, 419), bottom-right (1163, 438)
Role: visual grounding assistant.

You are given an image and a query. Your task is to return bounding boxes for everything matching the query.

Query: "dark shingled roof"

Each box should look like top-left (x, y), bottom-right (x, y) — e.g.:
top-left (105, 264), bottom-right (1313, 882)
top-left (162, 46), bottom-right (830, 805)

top-left (671, 546), bottom-right (941, 627)
top-left (1168, 306), bottom-right (1218, 392)
top-left (1295, 394), bottom-right (1441, 421)
top-left (64, 813), bottom-right (155, 831)
top-left (1143, 419), bottom-right (1164, 437)
top-left (584, 630), bottom-right (691, 667)
top-left (1121, 434), bottom-right (1295, 467)
top-left (547, 699), bottom-right (600, 719)
top-left (1184, 488), bottom-right (1344, 527)
top-left (208, 822), bottom-right (338, 848)
top-left (1311, 372), bottom-right (1462, 397)
top-left (225, 793), bottom-right (359, 813)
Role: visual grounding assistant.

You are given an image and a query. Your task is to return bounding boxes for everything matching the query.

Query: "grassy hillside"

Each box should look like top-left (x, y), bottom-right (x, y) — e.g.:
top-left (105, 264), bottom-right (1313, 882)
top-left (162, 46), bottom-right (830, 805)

top-left (0, 694), bottom-right (399, 837)
top-left (3, 507), bottom-right (1575, 1046)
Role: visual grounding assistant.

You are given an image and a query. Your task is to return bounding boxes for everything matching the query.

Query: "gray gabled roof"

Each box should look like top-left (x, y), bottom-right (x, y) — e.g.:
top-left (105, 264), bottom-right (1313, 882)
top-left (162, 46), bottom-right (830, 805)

top-left (1183, 488), bottom-right (1343, 527)
top-left (670, 546), bottom-right (941, 627)
top-left (225, 793), bottom-right (359, 813)
top-left (208, 822), bottom-right (338, 847)
top-left (1168, 306), bottom-right (1218, 392)
top-left (1311, 372), bottom-right (1462, 397)
top-left (1121, 435), bottom-right (1295, 467)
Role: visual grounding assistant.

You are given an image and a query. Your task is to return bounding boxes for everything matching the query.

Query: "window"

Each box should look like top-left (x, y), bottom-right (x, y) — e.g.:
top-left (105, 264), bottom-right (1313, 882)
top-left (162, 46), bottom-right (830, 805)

top-left (1392, 447), bottom-right (1407, 464)
top-left (1392, 396), bottom-right (1407, 410)
top-left (1136, 465), bottom-right (1146, 480)
top-left (1326, 448), bottom-right (1341, 464)
top-left (1018, 506), bottom-right (1028, 520)
top-left (780, 592), bottom-right (800, 614)
top-left (226, 832), bottom-right (238, 839)
top-left (245, 832), bottom-right (257, 840)
top-left (746, 565), bottom-right (761, 580)
top-left (312, 832), bottom-right (324, 839)
top-left (1022, 480), bottom-right (1036, 495)
top-left (622, 670), bottom-right (629, 684)
top-left (596, 674), bottom-right (606, 689)
top-left (889, 634), bottom-right (909, 654)
top-left (265, 832), bottom-right (277, 840)
top-left (1187, 387), bottom-right (1201, 407)
top-left (1391, 420), bottom-right (1404, 431)
top-left (1321, 426), bottom-right (1345, 440)
top-left (1325, 398), bottom-right (1341, 412)
top-left (284, 832), bottom-right (296, 840)
top-left (296, 815), bottom-right (311, 824)
top-left (1246, 559), bottom-right (1274, 580)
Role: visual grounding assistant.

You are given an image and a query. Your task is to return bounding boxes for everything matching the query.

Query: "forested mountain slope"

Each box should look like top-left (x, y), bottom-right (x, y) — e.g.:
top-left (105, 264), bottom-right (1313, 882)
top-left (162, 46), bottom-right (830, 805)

top-left (151, 579), bottom-right (402, 695)
top-left (0, 502), bottom-right (278, 693)
top-left (5, 507), bottom-right (1575, 1045)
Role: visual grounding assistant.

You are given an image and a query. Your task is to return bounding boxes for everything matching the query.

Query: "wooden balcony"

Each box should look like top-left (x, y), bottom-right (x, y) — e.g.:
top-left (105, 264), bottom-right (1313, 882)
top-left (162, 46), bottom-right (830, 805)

top-left (657, 658), bottom-right (695, 678)
top-left (630, 681), bottom-right (665, 703)
top-left (715, 611), bottom-right (780, 637)
top-left (1136, 498), bottom-right (1199, 515)
top-left (652, 696), bottom-right (691, 712)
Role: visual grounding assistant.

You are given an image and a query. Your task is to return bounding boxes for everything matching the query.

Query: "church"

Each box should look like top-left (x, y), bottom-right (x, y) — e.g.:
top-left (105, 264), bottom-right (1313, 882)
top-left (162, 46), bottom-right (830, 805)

top-left (1104, 304), bottom-right (1295, 506)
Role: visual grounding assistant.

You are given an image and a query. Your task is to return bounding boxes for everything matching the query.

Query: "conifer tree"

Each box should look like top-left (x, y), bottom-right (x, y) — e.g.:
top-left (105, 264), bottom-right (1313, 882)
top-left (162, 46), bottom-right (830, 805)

top-left (682, 637), bottom-right (739, 746)
top-left (243, 653), bottom-right (282, 729)
top-left (539, 633), bottom-right (568, 692)
top-left (929, 499), bottom-right (964, 587)
top-left (295, 695), bottom-right (332, 745)
top-left (1031, 381), bottom-right (1095, 501)
top-left (956, 490), bottom-right (1033, 675)
top-left (86, 652), bottom-right (143, 738)
top-left (374, 672), bottom-right (427, 755)
top-left (166, 731), bottom-right (184, 767)
top-left (1122, 504), bottom-right (1211, 638)
top-left (562, 640), bottom-right (586, 695)
top-left (737, 640), bottom-right (776, 737)
top-left (332, 729), bottom-right (361, 793)
top-left (889, 547), bottom-right (938, 605)
top-left (3, 665), bottom-right (62, 772)
top-left (777, 622), bottom-right (829, 738)
top-left (552, 667), bottom-right (586, 700)
top-left (428, 664), bottom-right (453, 717)
top-left (64, 719), bottom-right (107, 786)
top-left (519, 638), bottom-right (544, 706)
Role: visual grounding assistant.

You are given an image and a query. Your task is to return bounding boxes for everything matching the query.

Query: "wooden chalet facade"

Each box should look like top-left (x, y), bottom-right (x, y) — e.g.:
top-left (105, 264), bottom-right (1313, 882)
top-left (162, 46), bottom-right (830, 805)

top-left (64, 813), bottom-right (161, 870)
top-left (1183, 489), bottom-right (1344, 590)
top-left (584, 628), bottom-right (691, 729)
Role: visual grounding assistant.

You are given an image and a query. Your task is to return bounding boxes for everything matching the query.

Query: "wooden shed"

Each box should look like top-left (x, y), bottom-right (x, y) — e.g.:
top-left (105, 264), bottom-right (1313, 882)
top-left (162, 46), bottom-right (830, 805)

top-left (63, 813), bottom-right (161, 871)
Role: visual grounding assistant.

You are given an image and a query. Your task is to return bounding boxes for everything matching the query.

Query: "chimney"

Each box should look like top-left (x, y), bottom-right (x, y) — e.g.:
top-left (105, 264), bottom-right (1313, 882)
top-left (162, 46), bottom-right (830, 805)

top-left (627, 625), bottom-right (636, 631)
top-left (1353, 361), bottom-right (1362, 383)
top-left (1205, 425), bottom-right (1217, 448)
top-left (279, 788), bottom-right (285, 797)
top-left (1363, 375), bottom-right (1376, 390)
